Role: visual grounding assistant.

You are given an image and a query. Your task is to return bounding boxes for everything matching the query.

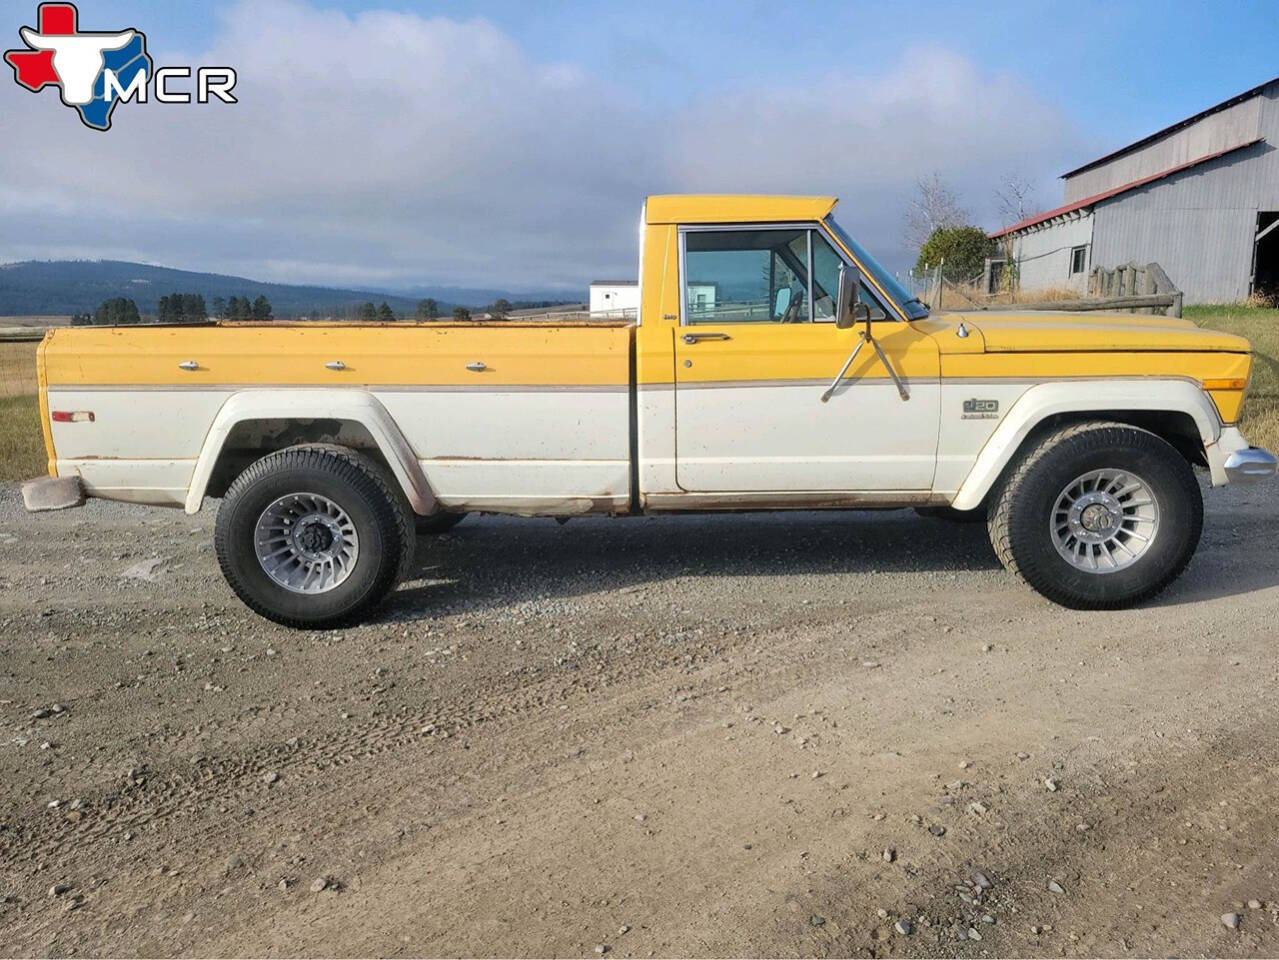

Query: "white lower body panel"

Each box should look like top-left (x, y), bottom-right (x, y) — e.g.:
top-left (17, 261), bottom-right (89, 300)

top-left (377, 388), bottom-right (631, 512)
top-left (674, 381), bottom-right (941, 491)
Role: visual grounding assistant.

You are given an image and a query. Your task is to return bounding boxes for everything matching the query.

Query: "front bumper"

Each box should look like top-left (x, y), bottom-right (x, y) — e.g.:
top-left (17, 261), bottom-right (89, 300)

top-left (1207, 426), bottom-right (1276, 485)
top-left (1224, 446), bottom-right (1278, 483)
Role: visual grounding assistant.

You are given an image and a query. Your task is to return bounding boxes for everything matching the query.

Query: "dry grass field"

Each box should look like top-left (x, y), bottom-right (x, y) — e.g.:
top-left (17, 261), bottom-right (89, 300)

top-left (1188, 304), bottom-right (1279, 450)
top-left (1, 341), bottom-right (44, 482)
top-left (0, 340), bottom-right (39, 396)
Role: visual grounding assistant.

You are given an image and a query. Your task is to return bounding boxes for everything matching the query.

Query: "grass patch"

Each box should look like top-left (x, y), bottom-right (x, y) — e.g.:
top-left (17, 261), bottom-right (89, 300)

top-left (1187, 304), bottom-right (1279, 450)
top-left (0, 340), bottom-right (39, 397)
top-left (0, 394), bottom-right (46, 482)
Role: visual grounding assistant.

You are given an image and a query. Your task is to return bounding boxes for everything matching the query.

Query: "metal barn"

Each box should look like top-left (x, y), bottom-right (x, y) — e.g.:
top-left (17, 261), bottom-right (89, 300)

top-left (991, 77), bottom-right (1279, 303)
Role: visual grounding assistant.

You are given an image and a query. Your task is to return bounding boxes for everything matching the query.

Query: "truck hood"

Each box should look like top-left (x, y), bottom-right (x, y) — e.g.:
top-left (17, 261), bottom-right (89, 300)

top-left (931, 311), bottom-right (1250, 354)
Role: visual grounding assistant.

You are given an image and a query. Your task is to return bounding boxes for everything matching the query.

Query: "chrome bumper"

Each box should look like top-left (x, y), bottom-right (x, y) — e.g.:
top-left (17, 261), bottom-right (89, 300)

top-left (1224, 446), bottom-right (1278, 483)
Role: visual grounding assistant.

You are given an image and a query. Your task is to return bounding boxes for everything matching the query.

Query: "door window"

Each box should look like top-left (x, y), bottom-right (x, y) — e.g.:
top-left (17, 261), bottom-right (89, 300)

top-left (685, 229), bottom-right (810, 324)
top-left (685, 228), bottom-right (888, 325)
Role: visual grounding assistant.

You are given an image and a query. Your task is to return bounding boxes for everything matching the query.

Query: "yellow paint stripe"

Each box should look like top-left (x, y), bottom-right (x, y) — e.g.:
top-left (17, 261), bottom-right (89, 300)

top-left (36, 335), bottom-right (57, 477)
top-left (43, 325), bottom-right (633, 388)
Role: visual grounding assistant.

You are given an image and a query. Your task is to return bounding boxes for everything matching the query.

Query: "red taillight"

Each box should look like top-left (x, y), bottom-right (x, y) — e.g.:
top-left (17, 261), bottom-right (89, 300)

top-left (51, 411), bottom-right (95, 423)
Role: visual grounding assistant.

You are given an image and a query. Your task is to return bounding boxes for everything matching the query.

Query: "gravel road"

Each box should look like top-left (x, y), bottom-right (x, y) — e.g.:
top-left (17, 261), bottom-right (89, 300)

top-left (2, 479), bottom-right (1278, 957)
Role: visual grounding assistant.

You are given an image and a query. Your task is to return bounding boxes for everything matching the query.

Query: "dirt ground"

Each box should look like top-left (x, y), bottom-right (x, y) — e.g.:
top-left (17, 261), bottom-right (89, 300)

top-left (2, 479), bottom-right (1278, 958)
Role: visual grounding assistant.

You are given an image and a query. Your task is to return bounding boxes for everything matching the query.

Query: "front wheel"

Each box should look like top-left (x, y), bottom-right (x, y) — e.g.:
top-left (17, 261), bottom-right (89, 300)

top-left (215, 445), bottom-right (414, 628)
top-left (987, 421), bottom-right (1202, 609)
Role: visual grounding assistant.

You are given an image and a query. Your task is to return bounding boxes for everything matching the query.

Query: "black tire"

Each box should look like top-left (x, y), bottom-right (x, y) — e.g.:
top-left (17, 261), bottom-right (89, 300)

top-left (987, 421), bottom-right (1202, 609)
top-left (215, 445), bottom-right (414, 628)
top-left (915, 505), bottom-right (986, 524)
top-left (415, 512), bottom-right (468, 535)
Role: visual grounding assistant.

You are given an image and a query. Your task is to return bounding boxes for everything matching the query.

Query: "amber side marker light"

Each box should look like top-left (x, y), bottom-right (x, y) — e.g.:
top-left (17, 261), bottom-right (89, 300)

top-left (51, 411), bottom-right (95, 423)
top-left (1201, 379), bottom-right (1248, 391)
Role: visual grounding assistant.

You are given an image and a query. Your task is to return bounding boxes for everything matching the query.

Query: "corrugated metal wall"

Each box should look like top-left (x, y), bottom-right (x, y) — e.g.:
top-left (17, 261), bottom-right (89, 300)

top-left (1009, 214), bottom-right (1094, 293)
top-left (1065, 94), bottom-right (1265, 203)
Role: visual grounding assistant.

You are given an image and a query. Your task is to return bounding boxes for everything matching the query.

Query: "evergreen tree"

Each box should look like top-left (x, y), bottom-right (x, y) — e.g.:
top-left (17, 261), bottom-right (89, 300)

top-left (94, 297), bottom-right (141, 325)
top-left (416, 298), bottom-right (438, 320)
top-left (211, 296), bottom-right (226, 319)
top-left (252, 295), bottom-right (273, 321)
top-left (359, 302), bottom-right (377, 322)
top-left (489, 298), bottom-right (512, 320)
top-left (181, 293), bottom-right (207, 322)
top-left (377, 302), bottom-right (396, 323)
top-left (452, 306), bottom-right (472, 321)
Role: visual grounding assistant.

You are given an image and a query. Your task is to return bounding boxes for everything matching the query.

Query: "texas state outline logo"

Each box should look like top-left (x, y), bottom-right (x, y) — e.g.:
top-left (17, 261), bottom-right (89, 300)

top-left (5, 2), bottom-right (237, 132)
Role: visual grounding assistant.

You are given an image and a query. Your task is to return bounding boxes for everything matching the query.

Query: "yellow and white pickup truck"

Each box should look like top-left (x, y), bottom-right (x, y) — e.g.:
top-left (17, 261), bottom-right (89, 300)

top-left (36, 195), bottom-right (1277, 626)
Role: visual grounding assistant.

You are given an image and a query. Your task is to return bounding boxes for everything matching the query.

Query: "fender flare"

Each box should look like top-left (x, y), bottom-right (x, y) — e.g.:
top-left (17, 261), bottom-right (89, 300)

top-left (949, 379), bottom-right (1222, 511)
top-left (183, 389), bottom-right (435, 515)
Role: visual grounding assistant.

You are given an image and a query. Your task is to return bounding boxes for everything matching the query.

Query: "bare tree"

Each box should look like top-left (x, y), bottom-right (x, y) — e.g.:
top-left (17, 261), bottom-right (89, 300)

top-left (903, 173), bottom-right (968, 252)
top-left (993, 173), bottom-right (1036, 228)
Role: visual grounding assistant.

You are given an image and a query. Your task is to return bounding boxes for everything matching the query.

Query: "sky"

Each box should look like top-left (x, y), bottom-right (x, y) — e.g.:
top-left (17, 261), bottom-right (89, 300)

top-left (1, 0), bottom-right (1277, 294)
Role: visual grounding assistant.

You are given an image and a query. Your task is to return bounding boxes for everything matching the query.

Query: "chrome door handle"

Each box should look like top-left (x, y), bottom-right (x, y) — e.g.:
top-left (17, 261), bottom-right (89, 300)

top-left (325, 360), bottom-right (346, 371)
top-left (178, 360), bottom-right (199, 371)
top-left (466, 361), bottom-right (487, 372)
top-left (682, 332), bottom-right (731, 344)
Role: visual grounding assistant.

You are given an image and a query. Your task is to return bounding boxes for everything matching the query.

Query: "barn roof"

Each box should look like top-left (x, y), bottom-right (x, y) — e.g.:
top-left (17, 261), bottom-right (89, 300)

top-left (1060, 76), bottom-right (1278, 179)
top-left (990, 139), bottom-right (1261, 239)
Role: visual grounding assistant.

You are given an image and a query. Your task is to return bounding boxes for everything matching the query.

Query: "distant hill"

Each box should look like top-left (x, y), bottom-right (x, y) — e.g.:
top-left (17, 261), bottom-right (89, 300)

top-left (0, 260), bottom-right (577, 317)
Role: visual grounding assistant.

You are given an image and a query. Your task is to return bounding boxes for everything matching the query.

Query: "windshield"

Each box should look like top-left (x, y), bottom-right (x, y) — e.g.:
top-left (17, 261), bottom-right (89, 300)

top-left (824, 217), bottom-right (929, 320)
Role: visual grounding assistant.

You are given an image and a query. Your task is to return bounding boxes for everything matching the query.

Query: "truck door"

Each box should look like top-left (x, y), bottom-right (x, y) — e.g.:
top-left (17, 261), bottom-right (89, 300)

top-left (673, 225), bottom-right (940, 492)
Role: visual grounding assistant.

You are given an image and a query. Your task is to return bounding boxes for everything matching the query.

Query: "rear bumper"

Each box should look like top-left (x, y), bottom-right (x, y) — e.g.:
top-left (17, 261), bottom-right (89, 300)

top-left (1224, 446), bottom-right (1278, 483)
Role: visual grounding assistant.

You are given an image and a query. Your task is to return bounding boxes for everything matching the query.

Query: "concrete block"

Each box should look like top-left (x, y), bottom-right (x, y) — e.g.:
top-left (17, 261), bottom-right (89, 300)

top-left (21, 476), bottom-right (84, 512)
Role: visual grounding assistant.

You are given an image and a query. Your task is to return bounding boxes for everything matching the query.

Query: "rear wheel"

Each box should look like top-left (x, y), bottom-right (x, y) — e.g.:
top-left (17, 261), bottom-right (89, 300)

top-left (215, 445), bottom-right (414, 628)
top-left (987, 421), bottom-right (1202, 609)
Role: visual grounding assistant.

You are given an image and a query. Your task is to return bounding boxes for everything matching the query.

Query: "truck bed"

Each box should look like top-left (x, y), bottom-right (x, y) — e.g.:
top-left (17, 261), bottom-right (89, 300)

top-left (40, 322), bottom-right (636, 512)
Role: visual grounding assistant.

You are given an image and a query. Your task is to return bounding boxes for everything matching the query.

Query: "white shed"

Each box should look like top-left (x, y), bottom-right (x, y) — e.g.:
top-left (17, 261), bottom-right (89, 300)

top-left (588, 281), bottom-right (638, 319)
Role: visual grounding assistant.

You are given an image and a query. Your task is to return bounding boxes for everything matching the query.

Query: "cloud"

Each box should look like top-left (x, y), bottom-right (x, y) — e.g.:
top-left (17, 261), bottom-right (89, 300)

top-left (0, 1), bottom-right (1085, 292)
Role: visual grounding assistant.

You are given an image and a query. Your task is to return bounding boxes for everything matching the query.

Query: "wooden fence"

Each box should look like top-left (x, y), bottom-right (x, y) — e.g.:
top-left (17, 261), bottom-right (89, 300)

top-left (1084, 262), bottom-right (1183, 316)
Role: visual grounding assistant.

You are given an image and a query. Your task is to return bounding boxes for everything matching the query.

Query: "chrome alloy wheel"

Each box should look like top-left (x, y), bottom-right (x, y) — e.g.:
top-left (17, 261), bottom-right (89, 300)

top-left (1050, 469), bottom-right (1160, 574)
top-left (254, 493), bottom-right (360, 594)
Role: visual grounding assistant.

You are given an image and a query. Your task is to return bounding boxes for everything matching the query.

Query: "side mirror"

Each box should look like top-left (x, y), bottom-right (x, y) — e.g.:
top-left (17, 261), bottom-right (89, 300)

top-left (835, 261), bottom-right (862, 329)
